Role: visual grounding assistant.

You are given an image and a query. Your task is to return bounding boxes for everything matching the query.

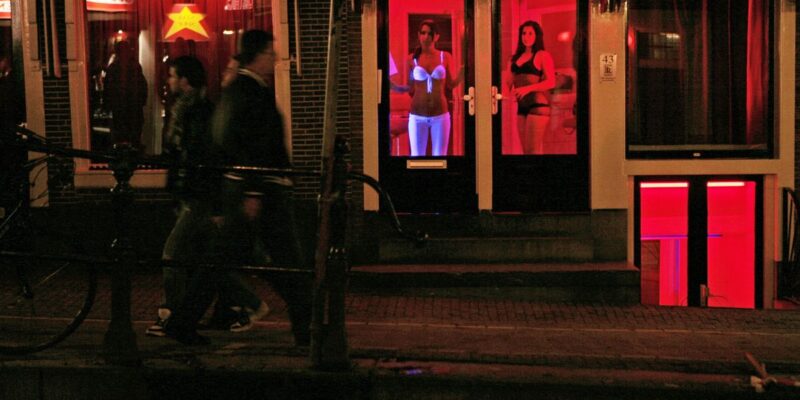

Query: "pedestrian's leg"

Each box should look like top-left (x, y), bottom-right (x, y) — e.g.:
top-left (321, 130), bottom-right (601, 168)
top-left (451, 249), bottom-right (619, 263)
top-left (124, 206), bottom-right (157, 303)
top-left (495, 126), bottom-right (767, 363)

top-left (259, 185), bottom-right (312, 345)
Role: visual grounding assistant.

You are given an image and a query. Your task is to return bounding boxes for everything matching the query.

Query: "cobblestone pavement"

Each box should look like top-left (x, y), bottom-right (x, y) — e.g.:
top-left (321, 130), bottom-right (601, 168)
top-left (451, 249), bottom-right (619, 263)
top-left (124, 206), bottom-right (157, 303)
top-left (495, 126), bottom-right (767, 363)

top-left (2, 268), bottom-right (800, 376)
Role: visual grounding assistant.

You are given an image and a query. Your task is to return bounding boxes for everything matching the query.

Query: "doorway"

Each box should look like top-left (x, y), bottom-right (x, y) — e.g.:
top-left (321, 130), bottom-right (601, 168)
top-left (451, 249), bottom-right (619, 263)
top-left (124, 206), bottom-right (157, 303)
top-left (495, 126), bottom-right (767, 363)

top-left (492, 0), bottom-right (589, 212)
top-left (636, 177), bottom-right (763, 309)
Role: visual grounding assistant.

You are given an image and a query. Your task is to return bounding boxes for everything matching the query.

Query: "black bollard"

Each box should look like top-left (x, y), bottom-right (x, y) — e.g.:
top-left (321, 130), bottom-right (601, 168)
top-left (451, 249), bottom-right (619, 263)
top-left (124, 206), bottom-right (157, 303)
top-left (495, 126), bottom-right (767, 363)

top-left (102, 143), bottom-right (141, 366)
top-left (311, 136), bottom-right (350, 371)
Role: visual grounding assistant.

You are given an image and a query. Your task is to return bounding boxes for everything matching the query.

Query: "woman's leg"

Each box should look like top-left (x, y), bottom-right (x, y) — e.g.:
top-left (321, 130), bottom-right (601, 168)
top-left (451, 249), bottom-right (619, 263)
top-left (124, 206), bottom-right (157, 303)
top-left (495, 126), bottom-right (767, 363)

top-left (517, 114), bottom-right (531, 154)
top-left (430, 112), bottom-right (451, 156)
top-left (408, 114), bottom-right (430, 157)
top-left (527, 113), bottom-right (550, 155)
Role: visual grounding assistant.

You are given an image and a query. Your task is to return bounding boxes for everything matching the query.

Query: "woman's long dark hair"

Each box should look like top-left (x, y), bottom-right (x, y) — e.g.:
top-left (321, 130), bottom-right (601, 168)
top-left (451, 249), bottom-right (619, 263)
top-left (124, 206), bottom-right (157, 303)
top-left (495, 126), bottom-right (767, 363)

top-left (511, 20), bottom-right (545, 63)
top-left (412, 19), bottom-right (439, 60)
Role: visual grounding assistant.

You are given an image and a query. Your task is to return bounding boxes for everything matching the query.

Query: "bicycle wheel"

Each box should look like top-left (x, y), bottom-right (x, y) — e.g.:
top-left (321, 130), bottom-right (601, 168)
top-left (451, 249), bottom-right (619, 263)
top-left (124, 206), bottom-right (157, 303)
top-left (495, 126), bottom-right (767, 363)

top-left (0, 230), bottom-right (97, 354)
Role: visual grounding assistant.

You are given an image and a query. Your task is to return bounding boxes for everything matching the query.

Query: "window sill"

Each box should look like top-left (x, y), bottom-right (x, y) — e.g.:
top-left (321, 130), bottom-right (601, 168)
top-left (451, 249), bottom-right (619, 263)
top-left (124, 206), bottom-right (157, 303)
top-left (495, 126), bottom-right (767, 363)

top-left (74, 167), bottom-right (167, 189)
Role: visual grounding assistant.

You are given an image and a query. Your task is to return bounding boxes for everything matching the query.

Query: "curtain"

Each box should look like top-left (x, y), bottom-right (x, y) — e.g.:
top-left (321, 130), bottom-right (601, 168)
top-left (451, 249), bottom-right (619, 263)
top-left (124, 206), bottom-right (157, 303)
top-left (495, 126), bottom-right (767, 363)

top-left (746, 0), bottom-right (768, 145)
top-left (627, 0), bottom-right (769, 148)
top-left (86, 0), bottom-right (273, 154)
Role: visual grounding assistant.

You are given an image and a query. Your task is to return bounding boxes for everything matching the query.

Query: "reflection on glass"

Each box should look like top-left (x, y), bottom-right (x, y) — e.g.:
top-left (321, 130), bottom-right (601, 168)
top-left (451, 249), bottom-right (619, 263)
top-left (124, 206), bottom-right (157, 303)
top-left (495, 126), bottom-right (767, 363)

top-left (85, 1), bottom-right (273, 156)
top-left (707, 181), bottom-right (755, 309)
top-left (626, 1), bottom-right (771, 154)
top-left (388, 1), bottom-right (465, 157)
top-left (86, 7), bottom-right (142, 153)
top-left (500, 0), bottom-right (577, 155)
top-left (639, 182), bottom-right (689, 306)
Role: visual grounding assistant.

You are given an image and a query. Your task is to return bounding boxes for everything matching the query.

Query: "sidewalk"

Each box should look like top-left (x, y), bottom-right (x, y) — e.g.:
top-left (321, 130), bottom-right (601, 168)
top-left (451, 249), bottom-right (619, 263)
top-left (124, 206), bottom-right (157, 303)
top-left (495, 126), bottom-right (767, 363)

top-left (2, 270), bottom-right (800, 398)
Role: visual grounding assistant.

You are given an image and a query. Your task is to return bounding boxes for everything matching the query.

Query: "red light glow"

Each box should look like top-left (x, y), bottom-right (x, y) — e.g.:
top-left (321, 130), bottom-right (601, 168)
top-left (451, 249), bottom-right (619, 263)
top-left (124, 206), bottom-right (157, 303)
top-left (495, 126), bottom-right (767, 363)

top-left (557, 31), bottom-right (573, 43)
top-left (86, 0), bottom-right (133, 13)
top-left (707, 182), bottom-right (755, 308)
top-left (639, 180), bottom-right (756, 309)
top-left (640, 183), bottom-right (688, 306)
top-left (640, 182), bottom-right (688, 189)
top-left (0, 1), bottom-right (9, 19)
top-left (707, 181), bottom-right (746, 187)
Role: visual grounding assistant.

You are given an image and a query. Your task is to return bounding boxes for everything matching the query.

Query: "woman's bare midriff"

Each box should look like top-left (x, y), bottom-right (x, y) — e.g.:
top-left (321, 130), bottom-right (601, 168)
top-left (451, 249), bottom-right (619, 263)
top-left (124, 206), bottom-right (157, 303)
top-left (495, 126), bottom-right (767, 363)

top-left (410, 81), bottom-right (448, 116)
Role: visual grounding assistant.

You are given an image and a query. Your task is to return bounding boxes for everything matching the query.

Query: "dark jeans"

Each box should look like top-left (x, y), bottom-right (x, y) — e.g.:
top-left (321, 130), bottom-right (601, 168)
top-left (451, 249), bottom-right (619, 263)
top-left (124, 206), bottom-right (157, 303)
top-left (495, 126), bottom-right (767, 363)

top-left (161, 199), bottom-right (261, 313)
top-left (169, 180), bottom-right (312, 343)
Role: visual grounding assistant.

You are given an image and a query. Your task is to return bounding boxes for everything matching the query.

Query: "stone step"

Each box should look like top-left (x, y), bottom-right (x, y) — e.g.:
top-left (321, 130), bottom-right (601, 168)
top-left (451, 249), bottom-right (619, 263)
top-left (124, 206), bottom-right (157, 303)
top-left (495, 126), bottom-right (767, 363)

top-left (384, 213), bottom-right (593, 237)
top-left (379, 236), bottom-right (594, 264)
top-left (349, 262), bottom-right (640, 304)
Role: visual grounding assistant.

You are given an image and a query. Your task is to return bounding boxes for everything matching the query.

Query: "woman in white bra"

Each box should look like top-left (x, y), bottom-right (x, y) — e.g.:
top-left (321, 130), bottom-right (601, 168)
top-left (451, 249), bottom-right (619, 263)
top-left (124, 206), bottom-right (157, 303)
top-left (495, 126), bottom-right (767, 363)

top-left (406, 19), bottom-right (462, 157)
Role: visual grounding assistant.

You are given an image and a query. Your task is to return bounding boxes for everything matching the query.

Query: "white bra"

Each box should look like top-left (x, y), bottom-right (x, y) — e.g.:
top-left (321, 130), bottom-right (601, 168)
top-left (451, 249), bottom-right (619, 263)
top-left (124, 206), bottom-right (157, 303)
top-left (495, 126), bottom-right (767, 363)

top-left (412, 51), bottom-right (446, 93)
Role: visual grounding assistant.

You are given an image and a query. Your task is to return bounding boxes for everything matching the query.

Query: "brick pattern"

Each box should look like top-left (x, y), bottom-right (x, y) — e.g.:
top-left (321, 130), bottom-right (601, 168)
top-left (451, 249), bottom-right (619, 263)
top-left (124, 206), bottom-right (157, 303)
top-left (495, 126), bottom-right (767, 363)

top-left (286, 2), bottom-right (367, 253)
top-left (5, 270), bottom-right (800, 335)
top-left (287, 2), bottom-right (364, 196)
top-left (41, 76), bottom-right (76, 205)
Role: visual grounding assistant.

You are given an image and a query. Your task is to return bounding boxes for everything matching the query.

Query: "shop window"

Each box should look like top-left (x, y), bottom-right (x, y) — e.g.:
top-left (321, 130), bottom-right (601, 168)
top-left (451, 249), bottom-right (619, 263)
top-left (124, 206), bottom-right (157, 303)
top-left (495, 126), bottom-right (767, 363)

top-left (85, 0), bottom-right (273, 157)
top-left (498, 0), bottom-right (578, 155)
top-left (638, 178), bottom-right (759, 309)
top-left (639, 182), bottom-right (689, 306)
top-left (626, 1), bottom-right (773, 158)
top-left (385, 1), bottom-right (467, 157)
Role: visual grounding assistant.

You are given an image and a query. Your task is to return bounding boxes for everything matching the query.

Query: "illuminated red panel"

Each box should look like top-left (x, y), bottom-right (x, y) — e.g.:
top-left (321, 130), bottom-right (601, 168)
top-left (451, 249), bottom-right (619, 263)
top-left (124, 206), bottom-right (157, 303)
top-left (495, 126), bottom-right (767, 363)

top-left (640, 182), bottom-right (688, 306)
top-left (707, 181), bottom-right (755, 309)
top-left (86, 0), bottom-right (133, 13)
top-left (0, 1), bottom-right (9, 19)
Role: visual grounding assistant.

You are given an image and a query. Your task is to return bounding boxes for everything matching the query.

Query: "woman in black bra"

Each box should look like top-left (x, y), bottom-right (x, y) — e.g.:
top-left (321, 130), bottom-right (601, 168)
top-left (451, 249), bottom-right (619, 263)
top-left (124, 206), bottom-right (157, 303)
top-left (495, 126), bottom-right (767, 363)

top-left (509, 20), bottom-right (555, 155)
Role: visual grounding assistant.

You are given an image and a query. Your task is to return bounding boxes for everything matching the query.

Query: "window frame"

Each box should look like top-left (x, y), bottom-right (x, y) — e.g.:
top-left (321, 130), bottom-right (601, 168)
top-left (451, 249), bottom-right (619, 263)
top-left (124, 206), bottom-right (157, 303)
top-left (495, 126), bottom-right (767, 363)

top-left (68, 0), bottom-right (292, 189)
top-left (624, 0), bottom-right (776, 160)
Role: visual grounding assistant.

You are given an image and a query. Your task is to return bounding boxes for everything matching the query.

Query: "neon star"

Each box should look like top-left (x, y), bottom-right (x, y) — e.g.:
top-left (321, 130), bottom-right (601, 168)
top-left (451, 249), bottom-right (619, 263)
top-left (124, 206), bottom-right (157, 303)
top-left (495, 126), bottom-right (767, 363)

top-left (165, 6), bottom-right (208, 39)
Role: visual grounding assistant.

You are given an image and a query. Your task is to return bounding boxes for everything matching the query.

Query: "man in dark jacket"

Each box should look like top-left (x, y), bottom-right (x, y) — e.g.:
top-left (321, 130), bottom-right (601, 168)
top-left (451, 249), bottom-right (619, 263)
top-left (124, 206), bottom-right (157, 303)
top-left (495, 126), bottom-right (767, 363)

top-left (150, 56), bottom-right (269, 342)
top-left (166, 31), bottom-right (311, 346)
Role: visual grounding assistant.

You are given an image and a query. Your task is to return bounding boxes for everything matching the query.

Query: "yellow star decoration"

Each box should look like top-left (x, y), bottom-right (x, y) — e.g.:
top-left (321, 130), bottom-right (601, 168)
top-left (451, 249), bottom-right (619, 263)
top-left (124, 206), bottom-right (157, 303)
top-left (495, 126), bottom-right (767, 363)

top-left (165, 6), bottom-right (208, 39)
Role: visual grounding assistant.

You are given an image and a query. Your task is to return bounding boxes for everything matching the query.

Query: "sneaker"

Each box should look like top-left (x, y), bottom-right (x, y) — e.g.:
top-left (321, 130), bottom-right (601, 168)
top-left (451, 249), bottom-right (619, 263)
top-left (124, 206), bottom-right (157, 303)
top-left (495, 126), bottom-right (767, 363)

top-left (228, 312), bottom-right (253, 333)
top-left (145, 307), bottom-right (171, 337)
top-left (229, 302), bottom-right (270, 333)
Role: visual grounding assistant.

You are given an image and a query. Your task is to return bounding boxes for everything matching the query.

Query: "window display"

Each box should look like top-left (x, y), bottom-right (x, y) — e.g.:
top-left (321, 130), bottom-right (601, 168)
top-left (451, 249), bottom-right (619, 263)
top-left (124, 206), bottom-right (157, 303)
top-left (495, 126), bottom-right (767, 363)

top-left (386, 1), bottom-right (466, 157)
top-left (499, 0), bottom-right (577, 155)
top-left (85, 0), bottom-right (273, 156)
top-left (626, 0), bottom-right (772, 158)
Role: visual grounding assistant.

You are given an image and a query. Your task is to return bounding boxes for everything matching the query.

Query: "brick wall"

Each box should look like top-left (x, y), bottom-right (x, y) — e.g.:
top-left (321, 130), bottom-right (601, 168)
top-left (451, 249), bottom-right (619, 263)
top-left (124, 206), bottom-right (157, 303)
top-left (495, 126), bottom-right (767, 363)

top-left (286, 0), bottom-right (366, 255)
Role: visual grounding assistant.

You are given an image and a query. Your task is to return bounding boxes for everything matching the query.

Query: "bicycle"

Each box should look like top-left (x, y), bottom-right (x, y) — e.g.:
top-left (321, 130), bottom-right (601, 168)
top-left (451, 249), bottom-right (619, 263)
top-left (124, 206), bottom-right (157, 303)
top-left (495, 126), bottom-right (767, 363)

top-left (0, 129), bottom-right (98, 355)
top-left (0, 126), bottom-right (423, 356)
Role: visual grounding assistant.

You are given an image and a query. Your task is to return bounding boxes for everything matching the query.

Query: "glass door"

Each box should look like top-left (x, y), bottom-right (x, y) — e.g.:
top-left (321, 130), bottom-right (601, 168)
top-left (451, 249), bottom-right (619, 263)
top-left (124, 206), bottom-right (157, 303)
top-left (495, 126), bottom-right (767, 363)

top-left (378, 0), bottom-right (476, 213)
top-left (637, 177), bottom-right (762, 309)
top-left (492, 0), bottom-right (588, 212)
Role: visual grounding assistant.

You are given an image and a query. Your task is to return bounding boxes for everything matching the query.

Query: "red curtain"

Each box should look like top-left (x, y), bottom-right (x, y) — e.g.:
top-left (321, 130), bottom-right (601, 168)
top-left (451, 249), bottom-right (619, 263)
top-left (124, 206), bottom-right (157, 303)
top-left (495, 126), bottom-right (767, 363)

top-left (87, 0), bottom-right (272, 102)
top-left (746, 0), bottom-right (768, 145)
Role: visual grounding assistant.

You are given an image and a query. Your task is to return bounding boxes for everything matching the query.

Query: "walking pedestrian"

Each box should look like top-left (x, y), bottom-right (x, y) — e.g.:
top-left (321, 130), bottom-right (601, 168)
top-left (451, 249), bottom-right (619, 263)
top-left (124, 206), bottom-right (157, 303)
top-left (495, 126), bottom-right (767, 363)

top-left (165, 31), bottom-right (311, 346)
top-left (148, 55), bottom-right (269, 341)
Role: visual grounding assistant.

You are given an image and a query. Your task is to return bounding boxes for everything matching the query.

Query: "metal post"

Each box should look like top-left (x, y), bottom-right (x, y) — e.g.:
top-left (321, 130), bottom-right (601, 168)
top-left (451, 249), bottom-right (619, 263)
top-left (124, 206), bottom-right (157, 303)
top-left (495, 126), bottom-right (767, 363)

top-left (102, 144), bottom-right (140, 366)
top-left (311, 137), bottom-right (350, 371)
top-left (310, 0), bottom-right (350, 371)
